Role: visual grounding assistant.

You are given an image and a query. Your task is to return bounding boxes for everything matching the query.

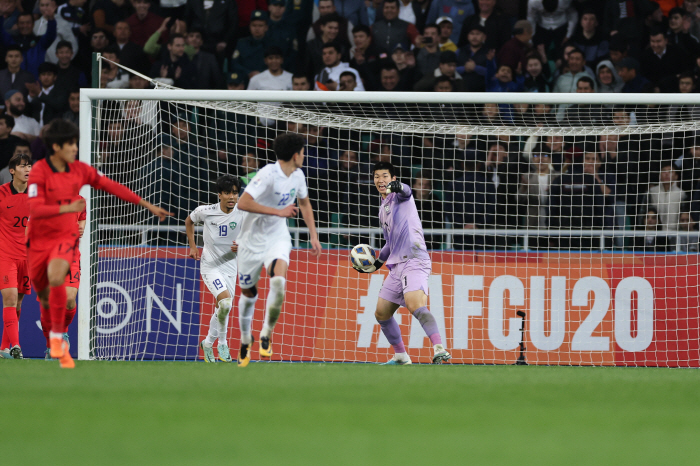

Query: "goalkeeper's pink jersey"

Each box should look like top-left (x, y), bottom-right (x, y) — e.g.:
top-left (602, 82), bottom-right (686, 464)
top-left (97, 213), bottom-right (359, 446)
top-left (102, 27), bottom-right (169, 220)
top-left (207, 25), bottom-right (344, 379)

top-left (377, 183), bottom-right (431, 266)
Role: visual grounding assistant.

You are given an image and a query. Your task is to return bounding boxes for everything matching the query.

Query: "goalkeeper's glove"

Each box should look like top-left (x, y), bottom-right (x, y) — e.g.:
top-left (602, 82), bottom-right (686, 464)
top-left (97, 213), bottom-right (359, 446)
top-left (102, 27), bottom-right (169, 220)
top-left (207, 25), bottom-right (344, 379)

top-left (386, 180), bottom-right (402, 194)
top-left (353, 258), bottom-right (385, 274)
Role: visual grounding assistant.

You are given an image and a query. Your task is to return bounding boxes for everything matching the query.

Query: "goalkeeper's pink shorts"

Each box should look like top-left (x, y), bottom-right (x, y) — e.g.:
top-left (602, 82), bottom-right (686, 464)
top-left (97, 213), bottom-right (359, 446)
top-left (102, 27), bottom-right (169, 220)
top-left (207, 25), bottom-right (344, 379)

top-left (378, 258), bottom-right (431, 307)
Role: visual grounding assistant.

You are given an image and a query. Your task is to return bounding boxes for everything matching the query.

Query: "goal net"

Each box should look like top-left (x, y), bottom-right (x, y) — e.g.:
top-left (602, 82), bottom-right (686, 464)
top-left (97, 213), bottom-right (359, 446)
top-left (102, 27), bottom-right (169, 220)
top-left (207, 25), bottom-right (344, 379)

top-left (79, 77), bottom-right (700, 367)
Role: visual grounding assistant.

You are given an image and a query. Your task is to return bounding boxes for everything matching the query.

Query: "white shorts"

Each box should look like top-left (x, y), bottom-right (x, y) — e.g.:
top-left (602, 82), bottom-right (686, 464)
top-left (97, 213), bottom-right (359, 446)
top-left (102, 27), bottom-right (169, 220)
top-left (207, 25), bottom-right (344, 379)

top-left (201, 271), bottom-right (237, 299)
top-left (236, 241), bottom-right (292, 289)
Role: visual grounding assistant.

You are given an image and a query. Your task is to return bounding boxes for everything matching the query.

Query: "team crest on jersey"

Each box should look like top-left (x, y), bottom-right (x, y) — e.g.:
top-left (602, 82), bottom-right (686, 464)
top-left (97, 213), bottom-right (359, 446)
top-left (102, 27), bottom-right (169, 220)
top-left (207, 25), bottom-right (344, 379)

top-left (289, 188), bottom-right (296, 198)
top-left (384, 205), bottom-right (390, 214)
top-left (229, 221), bottom-right (237, 229)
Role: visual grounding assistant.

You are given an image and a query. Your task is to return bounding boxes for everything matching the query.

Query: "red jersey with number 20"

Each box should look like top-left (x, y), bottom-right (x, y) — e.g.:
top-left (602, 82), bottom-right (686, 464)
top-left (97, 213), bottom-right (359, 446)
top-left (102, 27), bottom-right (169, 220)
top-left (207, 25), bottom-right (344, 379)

top-left (0, 182), bottom-right (29, 260)
top-left (27, 158), bottom-right (141, 247)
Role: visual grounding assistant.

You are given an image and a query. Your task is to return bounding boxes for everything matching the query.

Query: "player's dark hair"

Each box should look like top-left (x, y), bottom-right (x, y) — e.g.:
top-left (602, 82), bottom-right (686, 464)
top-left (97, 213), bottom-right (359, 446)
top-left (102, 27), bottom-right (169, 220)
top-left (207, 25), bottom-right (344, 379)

top-left (372, 161), bottom-right (395, 177)
top-left (215, 174), bottom-right (241, 194)
top-left (43, 118), bottom-right (79, 154)
top-left (273, 132), bottom-right (306, 161)
top-left (0, 114), bottom-right (15, 129)
top-left (8, 152), bottom-right (31, 171)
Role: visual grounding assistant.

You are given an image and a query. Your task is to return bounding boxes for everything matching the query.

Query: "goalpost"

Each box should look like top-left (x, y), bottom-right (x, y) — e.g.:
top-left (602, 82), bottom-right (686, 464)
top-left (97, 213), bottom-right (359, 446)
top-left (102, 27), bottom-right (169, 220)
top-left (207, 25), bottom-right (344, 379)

top-left (79, 87), bottom-right (700, 367)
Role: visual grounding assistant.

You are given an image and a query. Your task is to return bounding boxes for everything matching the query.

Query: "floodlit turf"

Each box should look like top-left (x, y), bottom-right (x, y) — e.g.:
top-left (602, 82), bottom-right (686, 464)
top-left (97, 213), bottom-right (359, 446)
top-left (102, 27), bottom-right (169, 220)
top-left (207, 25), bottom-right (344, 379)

top-left (2, 360), bottom-right (699, 466)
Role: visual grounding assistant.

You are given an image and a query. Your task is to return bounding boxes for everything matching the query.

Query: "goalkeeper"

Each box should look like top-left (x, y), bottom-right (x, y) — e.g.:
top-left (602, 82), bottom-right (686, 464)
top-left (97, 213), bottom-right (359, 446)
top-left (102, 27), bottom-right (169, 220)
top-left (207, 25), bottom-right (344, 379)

top-left (353, 162), bottom-right (451, 365)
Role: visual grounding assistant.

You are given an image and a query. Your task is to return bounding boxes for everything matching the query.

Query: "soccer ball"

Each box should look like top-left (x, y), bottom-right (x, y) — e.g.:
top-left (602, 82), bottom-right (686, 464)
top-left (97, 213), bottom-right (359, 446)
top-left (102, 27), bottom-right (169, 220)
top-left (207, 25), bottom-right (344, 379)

top-left (350, 244), bottom-right (377, 271)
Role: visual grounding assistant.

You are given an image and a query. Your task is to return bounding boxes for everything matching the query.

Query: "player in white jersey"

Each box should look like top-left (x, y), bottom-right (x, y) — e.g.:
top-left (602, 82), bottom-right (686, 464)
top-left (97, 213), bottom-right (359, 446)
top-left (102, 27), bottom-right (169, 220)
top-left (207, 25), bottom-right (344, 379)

top-left (236, 133), bottom-right (322, 364)
top-left (185, 175), bottom-right (246, 364)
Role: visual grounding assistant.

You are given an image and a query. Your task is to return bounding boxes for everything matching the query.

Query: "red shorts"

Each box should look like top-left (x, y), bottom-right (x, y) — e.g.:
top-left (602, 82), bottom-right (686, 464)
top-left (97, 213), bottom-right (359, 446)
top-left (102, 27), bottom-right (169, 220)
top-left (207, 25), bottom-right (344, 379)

top-left (65, 258), bottom-right (80, 288)
top-left (28, 236), bottom-right (80, 292)
top-left (0, 257), bottom-right (31, 294)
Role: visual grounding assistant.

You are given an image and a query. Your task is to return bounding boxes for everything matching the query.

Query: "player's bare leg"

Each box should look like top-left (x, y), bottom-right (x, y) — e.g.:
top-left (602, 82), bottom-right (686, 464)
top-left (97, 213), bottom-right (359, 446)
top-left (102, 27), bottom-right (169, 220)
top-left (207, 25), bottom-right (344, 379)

top-left (405, 290), bottom-right (451, 364)
top-left (258, 259), bottom-right (288, 358)
top-left (375, 298), bottom-right (410, 365)
top-left (201, 289), bottom-right (233, 363)
top-left (1, 288), bottom-right (22, 358)
top-left (46, 258), bottom-right (74, 368)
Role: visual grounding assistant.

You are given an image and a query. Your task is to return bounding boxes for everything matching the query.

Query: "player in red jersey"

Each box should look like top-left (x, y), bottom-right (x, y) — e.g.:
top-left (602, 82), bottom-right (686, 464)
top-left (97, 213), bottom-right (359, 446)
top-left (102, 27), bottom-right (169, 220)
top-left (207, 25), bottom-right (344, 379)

top-left (28, 119), bottom-right (172, 368)
top-left (40, 200), bottom-right (85, 360)
top-left (0, 153), bottom-right (32, 359)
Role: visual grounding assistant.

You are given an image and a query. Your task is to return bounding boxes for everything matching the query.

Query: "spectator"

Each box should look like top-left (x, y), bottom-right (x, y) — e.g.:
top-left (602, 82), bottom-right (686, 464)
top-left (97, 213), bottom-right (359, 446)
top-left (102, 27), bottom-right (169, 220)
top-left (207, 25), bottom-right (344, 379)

top-left (564, 77), bottom-right (605, 126)
top-left (161, 117), bottom-right (208, 211)
top-left (186, 29), bottom-right (225, 89)
top-left (150, 34), bottom-right (198, 88)
top-left (666, 7), bottom-right (700, 57)
top-left (553, 47), bottom-right (595, 93)
top-left (306, 13), bottom-right (343, 77)
top-left (378, 63), bottom-right (402, 91)
top-left (292, 73), bottom-right (312, 90)
top-left (235, 0), bottom-right (267, 35)
top-left (349, 25), bottom-right (385, 90)
top-left (267, 0), bottom-right (298, 70)
top-left (2, 12), bottom-right (57, 79)
top-left (669, 73), bottom-right (700, 121)
top-left (415, 50), bottom-right (467, 91)
top-left (684, 0), bottom-right (700, 39)
top-left (436, 16), bottom-right (457, 51)
top-left (570, 8), bottom-right (609, 66)
top-left (308, 0), bottom-right (354, 53)
top-left (372, 0), bottom-right (420, 53)
top-left (518, 151), bottom-right (559, 231)
top-left (618, 57), bottom-right (653, 92)
top-left (523, 53), bottom-right (551, 92)
top-left (605, 0), bottom-right (654, 52)
top-left (390, 43), bottom-right (419, 90)
top-left (229, 10), bottom-right (268, 80)
top-left (412, 174), bottom-right (443, 249)
top-left (426, 0), bottom-right (474, 44)
top-left (314, 42), bottom-right (364, 91)
top-left (26, 62), bottom-right (67, 126)
top-left (486, 63), bottom-right (521, 92)
top-left (456, 25), bottom-right (494, 91)
top-left (0, 115), bottom-right (23, 170)
top-left (595, 59), bottom-right (624, 93)
top-left (674, 141), bottom-right (700, 191)
top-left (527, 0), bottom-right (578, 52)
top-left (143, 17), bottom-right (191, 58)
top-left (0, 46), bottom-right (35, 102)
top-left (55, 41), bottom-right (87, 90)
top-left (641, 28), bottom-right (693, 92)
top-left (4, 90), bottom-right (40, 141)
top-left (248, 46), bottom-right (293, 90)
top-left (112, 21), bottom-right (150, 72)
top-left (338, 70), bottom-right (359, 90)
top-left (646, 164), bottom-right (687, 230)
top-left (551, 152), bottom-right (611, 249)
top-left (126, 0), bottom-right (163, 47)
top-left (101, 46), bottom-right (130, 88)
top-left (62, 89), bottom-right (80, 125)
top-left (416, 24), bottom-right (440, 77)
top-left (238, 151), bottom-right (259, 187)
top-left (76, 28), bottom-right (111, 78)
top-left (0, 0), bottom-right (19, 31)
top-left (185, 0), bottom-right (238, 56)
top-left (35, 0), bottom-right (79, 66)
top-left (608, 36), bottom-right (630, 67)
top-left (335, 0), bottom-right (369, 27)
top-left (458, 0), bottom-right (512, 51)
top-left (635, 207), bottom-right (670, 252)
top-left (677, 210), bottom-right (699, 252)
top-left (497, 20), bottom-right (533, 73)
top-left (91, 0), bottom-right (133, 35)
top-left (408, 0), bottom-right (433, 32)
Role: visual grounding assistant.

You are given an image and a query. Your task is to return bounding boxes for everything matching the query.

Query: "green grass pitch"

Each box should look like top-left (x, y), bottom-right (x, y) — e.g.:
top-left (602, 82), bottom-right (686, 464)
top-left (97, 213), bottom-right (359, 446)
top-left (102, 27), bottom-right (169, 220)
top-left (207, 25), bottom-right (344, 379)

top-left (3, 360), bottom-right (700, 466)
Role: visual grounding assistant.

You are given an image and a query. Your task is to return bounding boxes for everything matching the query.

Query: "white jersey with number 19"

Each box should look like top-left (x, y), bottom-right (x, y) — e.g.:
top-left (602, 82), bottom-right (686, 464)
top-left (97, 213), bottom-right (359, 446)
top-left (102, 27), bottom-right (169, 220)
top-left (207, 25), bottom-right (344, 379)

top-left (189, 204), bottom-right (245, 275)
top-left (237, 161), bottom-right (308, 254)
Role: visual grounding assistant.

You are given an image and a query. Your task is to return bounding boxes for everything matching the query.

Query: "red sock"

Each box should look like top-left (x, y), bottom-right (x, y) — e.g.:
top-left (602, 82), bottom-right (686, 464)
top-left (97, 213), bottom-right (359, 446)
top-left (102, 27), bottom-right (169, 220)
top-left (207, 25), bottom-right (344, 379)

top-left (64, 307), bottom-right (76, 332)
top-left (2, 307), bottom-right (19, 347)
top-left (0, 325), bottom-right (8, 349)
top-left (49, 285), bottom-right (67, 334)
top-left (40, 306), bottom-right (51, 348)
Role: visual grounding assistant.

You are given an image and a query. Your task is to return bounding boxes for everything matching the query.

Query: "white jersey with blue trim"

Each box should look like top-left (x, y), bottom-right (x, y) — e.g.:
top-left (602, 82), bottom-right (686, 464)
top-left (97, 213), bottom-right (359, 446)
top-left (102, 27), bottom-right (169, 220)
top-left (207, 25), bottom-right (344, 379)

top-left (189, 203), bottom-right (245, 275)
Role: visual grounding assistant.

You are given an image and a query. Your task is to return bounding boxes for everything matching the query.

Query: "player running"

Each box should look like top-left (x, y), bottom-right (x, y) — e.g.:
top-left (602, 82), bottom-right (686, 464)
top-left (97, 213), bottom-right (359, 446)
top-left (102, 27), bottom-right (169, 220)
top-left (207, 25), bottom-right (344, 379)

top-left (41, 198), bottom-right (85, 360)
top-left (28, 119), bottom-right (172, 368)
top-left (0, 153), bottom-right (32, 359)
top-left (353, 162), bottom-right (451, 365)
top-left (186, 175), bottom-right (246, 364)
top-left (235, 133), bottom-right (322, 365)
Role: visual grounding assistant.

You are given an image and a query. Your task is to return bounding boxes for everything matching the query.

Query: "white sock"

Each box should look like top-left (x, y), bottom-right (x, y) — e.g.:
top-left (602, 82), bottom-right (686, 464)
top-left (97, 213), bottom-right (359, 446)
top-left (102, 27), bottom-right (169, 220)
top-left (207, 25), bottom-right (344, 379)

top-left (261, 276), bottom-right (285, 338)
top-left (238, 294), bottom-right (258, 345)
top-left (217, 298), bottom-right (233, 346)
top-left (49, 331), bottom-right (63, 340)
top-left (395, 352), bottom-right (410, 362)
top-left (433, 344), bottom-right (445, 354)
top-left (204, 309), bottom-right (219, 346)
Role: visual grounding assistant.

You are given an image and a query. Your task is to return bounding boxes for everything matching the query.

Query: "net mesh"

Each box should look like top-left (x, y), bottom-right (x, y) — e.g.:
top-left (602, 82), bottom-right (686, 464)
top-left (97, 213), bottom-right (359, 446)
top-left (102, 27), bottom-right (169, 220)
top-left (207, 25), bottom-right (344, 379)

top-left (85, 62), bottom-right (700, 366)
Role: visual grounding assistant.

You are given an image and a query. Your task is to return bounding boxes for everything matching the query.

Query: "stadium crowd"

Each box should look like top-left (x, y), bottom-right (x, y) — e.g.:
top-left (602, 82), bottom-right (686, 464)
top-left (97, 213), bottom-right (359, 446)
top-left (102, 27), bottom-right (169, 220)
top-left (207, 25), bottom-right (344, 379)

top-left (1, 0), bottom-right (700, 251)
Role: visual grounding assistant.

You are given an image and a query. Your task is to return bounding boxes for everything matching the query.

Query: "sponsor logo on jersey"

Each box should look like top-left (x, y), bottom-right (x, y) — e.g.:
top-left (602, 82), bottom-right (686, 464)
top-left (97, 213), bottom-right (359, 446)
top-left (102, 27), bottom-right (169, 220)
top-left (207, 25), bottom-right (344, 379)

top-left (28, 184), bottom-right (37, 198)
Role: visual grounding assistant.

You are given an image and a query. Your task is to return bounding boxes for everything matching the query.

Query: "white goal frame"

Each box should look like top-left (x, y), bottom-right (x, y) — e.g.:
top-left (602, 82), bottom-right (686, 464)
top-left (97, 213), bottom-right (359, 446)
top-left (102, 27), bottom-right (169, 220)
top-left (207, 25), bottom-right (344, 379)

top-left (78, 89), bottom-right (700, 362)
